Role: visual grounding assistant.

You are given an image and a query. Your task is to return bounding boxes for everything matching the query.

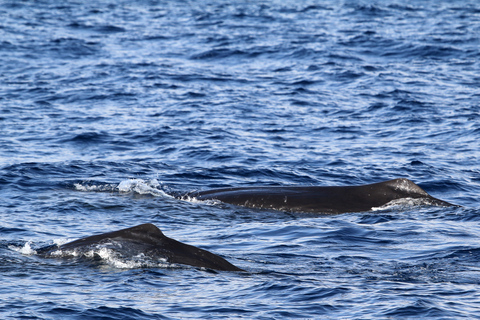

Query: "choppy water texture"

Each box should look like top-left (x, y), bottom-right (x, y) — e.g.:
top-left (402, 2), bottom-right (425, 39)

top-left (1, 0), bottom-right (480, 319)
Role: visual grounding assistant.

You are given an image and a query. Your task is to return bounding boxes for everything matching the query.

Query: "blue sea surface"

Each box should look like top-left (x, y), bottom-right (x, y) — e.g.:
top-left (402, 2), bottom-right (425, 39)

top-left (1, 0), bottom-right (480, 318)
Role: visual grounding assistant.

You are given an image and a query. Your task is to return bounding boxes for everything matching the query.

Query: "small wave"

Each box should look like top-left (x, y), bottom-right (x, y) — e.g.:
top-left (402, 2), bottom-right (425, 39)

top-left (190, 48), bottom-right (253, 60)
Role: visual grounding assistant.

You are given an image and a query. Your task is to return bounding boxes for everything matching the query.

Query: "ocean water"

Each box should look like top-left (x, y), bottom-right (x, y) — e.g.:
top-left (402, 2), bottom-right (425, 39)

top-left (1, 0), bottom-right (480, 318)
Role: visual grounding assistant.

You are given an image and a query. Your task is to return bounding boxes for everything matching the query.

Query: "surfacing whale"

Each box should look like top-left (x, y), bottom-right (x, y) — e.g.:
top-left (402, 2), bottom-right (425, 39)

top-left (187, 178), bottom-right (454, 214)
top-left (37, 223), bottom-right (243, 272)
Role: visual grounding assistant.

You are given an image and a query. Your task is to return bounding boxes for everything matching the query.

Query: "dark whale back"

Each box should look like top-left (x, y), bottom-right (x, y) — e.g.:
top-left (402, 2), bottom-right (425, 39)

top-left (191, 178), bottom-right (454, 214)
top-left (38, 223), bottom-right (243, 272)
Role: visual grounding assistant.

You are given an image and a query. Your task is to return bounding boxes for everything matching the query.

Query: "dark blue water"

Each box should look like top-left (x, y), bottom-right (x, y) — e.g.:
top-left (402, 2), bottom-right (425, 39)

top-left (1, 0), bottom-right (480, 318)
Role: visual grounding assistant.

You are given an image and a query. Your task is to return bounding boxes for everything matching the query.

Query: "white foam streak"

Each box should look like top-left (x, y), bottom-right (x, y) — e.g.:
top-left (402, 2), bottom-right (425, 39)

top-left (42, 245), bottom-right (171, 269)
top-left (181, 195), bottom-right (221, 206)
top-left (74, 182), bottom-right (117, 192)
top-left (74, 178), bottom-right (173, 197)
top-left (371, 198), bottom-right (433, 211)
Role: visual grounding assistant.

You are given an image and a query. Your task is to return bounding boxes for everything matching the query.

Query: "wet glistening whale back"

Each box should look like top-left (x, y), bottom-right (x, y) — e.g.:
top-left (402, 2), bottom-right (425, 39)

top-left (188, 178), bottom-right (454, 214)
top-left (35, 179), bottom-right (453, 272)
top-left (37, 223), bottom-right (243, 272)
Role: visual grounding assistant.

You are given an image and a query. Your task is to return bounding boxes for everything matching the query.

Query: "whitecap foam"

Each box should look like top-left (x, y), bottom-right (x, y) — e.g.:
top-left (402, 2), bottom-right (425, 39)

top-left (117, 178), bottom-right (172, 197)
top-left (9, 241), bottom-right (37, 255)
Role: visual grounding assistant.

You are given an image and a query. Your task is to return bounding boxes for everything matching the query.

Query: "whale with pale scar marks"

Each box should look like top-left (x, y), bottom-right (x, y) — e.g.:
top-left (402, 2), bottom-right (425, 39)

top-left (184, 178), bottom-right (455, 214)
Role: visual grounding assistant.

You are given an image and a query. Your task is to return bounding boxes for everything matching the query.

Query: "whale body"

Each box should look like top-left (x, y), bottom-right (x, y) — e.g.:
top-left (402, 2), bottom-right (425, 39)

top-left (37, 223), bottom-right (243, 272)
top-left (187, 178), bottom-right (454, 214)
